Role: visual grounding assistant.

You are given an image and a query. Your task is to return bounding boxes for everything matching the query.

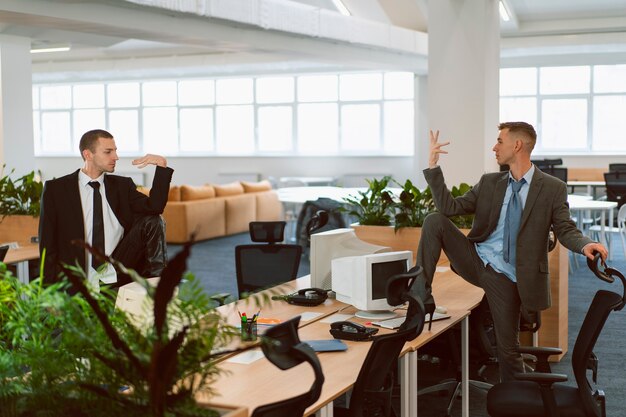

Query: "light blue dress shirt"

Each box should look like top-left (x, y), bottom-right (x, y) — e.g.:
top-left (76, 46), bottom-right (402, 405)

top-left (475, 165), bottom-right (535, 282)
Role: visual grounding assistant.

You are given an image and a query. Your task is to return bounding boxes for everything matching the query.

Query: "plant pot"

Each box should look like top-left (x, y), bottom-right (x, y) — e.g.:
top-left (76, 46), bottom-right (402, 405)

top-left (0, 215), bottom-right (39, 246)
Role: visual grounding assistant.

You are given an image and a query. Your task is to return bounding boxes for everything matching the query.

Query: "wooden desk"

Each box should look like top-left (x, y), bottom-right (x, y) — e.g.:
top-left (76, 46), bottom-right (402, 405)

top-left (3, 244), bottom-right (39, 284)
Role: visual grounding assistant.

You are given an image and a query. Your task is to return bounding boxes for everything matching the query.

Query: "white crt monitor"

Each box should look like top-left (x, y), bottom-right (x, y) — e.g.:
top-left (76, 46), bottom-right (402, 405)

top-left (310, 228), bottom-right (390, 290)
top-left (331, 250), bottom-right (413, 320)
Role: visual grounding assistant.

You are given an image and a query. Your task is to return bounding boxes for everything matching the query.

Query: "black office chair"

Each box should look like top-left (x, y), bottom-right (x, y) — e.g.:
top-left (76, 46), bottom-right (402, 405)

top-left (604, 171), bottom-right (626, 209)
top-left (608, 163), bottom-right (626, 173)
top-left (295, 198), bottom-right (347, 250)
top-left (235, 221), bottom-right (302, 297)
top-left (487, 254), bottom-right (626, 417)
top-left (334, 266), bottom-right (426, 417)
top-left (531, 158), bottom-right (564, 169)
top-left (251, 316), bottom-right (324, 417)
top-left (542, 166), bottom-right (568, 182)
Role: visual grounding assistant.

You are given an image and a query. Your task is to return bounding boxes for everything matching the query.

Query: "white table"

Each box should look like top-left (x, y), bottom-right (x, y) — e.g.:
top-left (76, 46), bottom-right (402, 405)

top-left (568, 199), bottom-right (617, 260)
top-left (278, 176), bottom-right (336, 187)
top-left (567, 180), bottom-right (605, 199)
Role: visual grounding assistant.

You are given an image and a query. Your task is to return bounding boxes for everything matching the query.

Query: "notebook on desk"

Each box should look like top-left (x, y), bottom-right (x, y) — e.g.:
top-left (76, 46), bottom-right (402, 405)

top-left (372, 312), bottom-right (451, 330)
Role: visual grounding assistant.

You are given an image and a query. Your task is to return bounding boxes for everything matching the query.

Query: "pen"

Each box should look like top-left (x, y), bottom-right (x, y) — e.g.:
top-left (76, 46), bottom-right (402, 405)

top-left (237, 309), bottom-right (242, 319)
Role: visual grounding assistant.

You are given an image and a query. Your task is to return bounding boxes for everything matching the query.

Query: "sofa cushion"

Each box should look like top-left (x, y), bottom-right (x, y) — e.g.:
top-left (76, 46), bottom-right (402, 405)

top-left (214, 181), bottom-right (244, 197)
top-left (225, 194), bottom-right (256, 235)
top-left (255, 191), bottom-right (283, 221)
top-left (137, 185), bottom-right (181, 202)
top-left (180, 185), bottom-right (215, 201)
top-left (241, 180), bottom-right (272, 193)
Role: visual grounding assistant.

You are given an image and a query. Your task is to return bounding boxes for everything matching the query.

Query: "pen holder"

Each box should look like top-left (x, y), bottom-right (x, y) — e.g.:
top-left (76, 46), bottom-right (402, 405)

top-left (241, 320), bottom-right (258, 341)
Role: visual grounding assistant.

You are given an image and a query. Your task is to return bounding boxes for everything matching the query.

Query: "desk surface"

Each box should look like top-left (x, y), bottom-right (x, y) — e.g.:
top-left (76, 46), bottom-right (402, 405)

top-left (204, 270), bottom-right (484, 416)
top-left (4, 244), bottom-right (39, 264)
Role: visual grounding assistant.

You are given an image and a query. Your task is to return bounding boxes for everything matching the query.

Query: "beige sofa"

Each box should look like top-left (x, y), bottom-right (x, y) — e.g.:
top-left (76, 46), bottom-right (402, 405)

top-left (142, 180), bottom-right (283, 244)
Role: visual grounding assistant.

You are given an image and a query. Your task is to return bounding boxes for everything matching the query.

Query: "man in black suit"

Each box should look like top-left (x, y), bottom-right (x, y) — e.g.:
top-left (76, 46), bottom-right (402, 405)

top-left (39, 129), bottom-right (174, 290)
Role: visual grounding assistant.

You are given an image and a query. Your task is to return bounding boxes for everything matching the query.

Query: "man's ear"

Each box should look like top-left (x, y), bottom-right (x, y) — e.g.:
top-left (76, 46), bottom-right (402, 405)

top-left (82, 148), bottom-right (92, 161)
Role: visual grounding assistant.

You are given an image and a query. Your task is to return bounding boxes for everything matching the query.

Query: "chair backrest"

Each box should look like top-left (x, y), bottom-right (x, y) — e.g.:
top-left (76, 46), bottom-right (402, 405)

top-left (295, 198), bottom-right (347, 249)
top-left (532, 158), bottom-right (563, 169)
top-left (235, 244), bottom-right (302, 296)
top-left (542, 166), bottom-right (568, 182)
top-left (252, 316), bottom-right (324, 417)
top-left (608, 163), bottom-right (626, 173)
top-left (604, 171), bottom-right (626, 209)
top-left (249, 221), bottom-right (286, 244)
top-left (345, 266), bottom-right (425, 417)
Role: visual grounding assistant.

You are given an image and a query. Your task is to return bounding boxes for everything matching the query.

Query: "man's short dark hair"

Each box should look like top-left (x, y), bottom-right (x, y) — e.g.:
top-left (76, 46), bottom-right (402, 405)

top-left (498, 121), bottom-right (536, 151)
top-left (79, 129), bottom-right (113, 160)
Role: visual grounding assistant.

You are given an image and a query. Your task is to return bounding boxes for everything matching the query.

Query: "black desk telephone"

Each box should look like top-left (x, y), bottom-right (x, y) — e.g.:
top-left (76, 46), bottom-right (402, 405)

top-left (272, 287), bottom-right (328, 306)
top-left (329, 321), bottom-right (379, 341)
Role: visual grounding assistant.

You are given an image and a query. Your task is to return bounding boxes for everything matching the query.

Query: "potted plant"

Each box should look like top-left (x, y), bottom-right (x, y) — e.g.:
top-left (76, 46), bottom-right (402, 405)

top-left (0, 244), bottom-right (249, 417)
top-left (342, 176), bottom-right (395, 226)
top-left (0, 165), bottom-right (43, 245)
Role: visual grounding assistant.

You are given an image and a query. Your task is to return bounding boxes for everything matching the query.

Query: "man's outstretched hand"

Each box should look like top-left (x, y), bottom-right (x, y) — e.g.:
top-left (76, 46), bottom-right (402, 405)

top-left (132, 154), bottom-right (167, 169)
top-left (582, 242), bottom-right (608, 263)
top-left (429, 130), bottom-right (450, 169)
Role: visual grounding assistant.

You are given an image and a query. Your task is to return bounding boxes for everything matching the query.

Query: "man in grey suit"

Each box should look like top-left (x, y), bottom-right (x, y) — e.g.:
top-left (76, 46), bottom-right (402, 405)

top-left (416, 122), bottom-right (608, 381)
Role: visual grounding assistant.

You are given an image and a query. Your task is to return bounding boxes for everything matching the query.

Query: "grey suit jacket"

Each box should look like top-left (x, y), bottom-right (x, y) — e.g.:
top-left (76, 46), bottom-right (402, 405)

top-left (424, 166), bottom-right (592, 311)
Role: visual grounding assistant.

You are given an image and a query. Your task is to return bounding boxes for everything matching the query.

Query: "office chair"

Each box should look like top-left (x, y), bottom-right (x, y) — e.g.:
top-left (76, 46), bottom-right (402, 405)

top-left (603, 171), bottom-right (626, 209)
top-left (608, 163), bottom-right (626, 173)
top-left (295, 198), bottom-right (347, 250)
top-left (487, 253), bottom-right (626, 417)
top-left (541, 166), bottom-right (568, 182)
top-left (334, 266), bottom-right (426, 417)
top-left (531, 159), bottom-right (564, 169)
top-left (251, 316), bottom-right (324, 417)
top-left (235, 221), bottom-right (302, 297)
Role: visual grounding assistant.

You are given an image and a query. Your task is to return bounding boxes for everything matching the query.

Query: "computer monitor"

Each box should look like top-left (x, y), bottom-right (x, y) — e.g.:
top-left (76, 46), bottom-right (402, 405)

top-left (331, 250), bottom-right (412, 320)
top-left (309, 228), bottom-right (390, 290)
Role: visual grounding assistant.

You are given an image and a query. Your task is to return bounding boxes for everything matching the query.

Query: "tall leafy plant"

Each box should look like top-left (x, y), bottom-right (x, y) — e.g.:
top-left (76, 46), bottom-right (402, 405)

top-left (0, 165), bottom-right (43, 217)
top-left (448, 182), bottom-right (475, 229)
top-left (392, 179), bottom-right (435, 230)
top-left (343, 176), bottom-right (395, 225)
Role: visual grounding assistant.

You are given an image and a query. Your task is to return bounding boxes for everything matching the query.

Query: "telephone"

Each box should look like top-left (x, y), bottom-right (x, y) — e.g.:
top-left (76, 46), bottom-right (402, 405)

top-left (329, 320), bottom-right (379, 341)
top-left (272, 288), bottom-right (328, 306)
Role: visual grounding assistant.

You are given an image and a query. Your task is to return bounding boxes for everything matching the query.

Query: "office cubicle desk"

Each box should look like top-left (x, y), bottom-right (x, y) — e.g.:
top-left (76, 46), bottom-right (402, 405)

top-left (205, 270), bottom-right (484, 417)
top-left (4, 244), bottom-right (39, 284)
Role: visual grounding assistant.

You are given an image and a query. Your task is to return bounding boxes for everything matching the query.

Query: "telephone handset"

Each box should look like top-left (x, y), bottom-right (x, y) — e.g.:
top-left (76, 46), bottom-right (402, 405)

top-left (329, 320), bottom-right (379, 341)
top-left (272, 287), bottom-right (328, 306)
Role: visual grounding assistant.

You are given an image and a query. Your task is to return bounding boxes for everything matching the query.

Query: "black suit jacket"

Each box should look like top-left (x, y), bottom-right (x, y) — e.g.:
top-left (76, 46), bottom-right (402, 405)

top-left (425, 166), bottom-right (592, 311)
top-left (39, 166), bottom-right (173, 282)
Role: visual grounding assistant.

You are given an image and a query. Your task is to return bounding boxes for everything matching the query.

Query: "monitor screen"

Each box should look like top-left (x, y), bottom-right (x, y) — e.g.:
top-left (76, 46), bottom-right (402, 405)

top-left (310, 228), bottom-right (390, 290)
top-left (371, 259), bottom-right (409, 301)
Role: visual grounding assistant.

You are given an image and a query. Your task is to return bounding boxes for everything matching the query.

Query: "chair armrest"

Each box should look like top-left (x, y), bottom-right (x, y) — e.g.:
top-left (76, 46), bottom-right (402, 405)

top-left (518, 346), bottom-right (562, 373)
top-left (514, 372), bottom-right (568, 386)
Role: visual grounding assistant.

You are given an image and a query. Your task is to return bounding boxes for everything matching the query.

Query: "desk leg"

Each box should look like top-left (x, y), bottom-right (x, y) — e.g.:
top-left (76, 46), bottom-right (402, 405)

top-left (316, 403), bottom-right (333, 417)
top-left (461, 316), bottom-right (469, 417)
top-left (400, 351), bottom-right (418, 417)
top-left (17, 260), bottom-right (30, 285)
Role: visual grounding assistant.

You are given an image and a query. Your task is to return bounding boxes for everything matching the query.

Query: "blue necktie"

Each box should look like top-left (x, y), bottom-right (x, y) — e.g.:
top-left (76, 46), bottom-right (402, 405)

top-left (503, 178), bottom-right (526, 264)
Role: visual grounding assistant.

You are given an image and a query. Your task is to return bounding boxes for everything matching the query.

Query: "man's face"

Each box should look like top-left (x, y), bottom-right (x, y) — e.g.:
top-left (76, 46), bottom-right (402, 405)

top-left (492, 128), bottom-right (519, 166)
top-left (88, 137), bottom-right (119, 174)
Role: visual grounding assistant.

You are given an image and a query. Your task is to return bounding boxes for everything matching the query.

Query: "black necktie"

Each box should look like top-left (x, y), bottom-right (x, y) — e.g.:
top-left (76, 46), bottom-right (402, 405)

top-left (88, 181), bottom-right (105, 270)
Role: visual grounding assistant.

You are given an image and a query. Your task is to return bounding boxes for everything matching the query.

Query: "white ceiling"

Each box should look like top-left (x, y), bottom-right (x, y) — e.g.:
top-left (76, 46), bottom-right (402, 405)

top-left (1, 0), bottom-right (625, 80)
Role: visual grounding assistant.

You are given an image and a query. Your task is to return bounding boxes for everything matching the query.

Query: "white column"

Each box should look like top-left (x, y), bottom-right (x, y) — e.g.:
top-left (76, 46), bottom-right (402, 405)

top-left (0, 35), bottom-right (35, 177)
top-left (414, 74), bottom-right (429, 189)
top-left (425, 0), bottom-right (500, 186)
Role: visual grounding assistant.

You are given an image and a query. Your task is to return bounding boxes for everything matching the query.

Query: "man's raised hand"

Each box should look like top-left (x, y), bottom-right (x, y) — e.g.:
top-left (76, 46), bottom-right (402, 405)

top-left (429, 130), bottom-right (450, 168)
top-left (132, 154), bottom-right (167, 169)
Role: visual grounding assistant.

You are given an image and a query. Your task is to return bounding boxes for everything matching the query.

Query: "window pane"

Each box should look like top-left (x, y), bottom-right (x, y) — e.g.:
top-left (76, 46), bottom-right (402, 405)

top-left (340, 73), bottom-right (382, 101)
top-left (40, 86), bottom-right (71, 109)
top-left (592, 96), bottom-right (626, 151)
top-left (594, 65), bottom-right (626, 93)
top-left (256, 77), bottom-right (294, 104)
top-left (143, 107), bottom-right (178, 154)
top-left (297, 103), bottom-right (338, 154)
top-left (540, 66), bottom-right (590, 94)
top-left (341, 104), bottom-right (380, 151)
top-left (500, 68), bottom-right (537, 96)
top-left (541, 99), bottom-right (587, 149)
top-left (41, 112), bottom-right (71, 152)
top-left (258, 106), bottom-right (293, 152)
top-left (73, 84), bottom-right (104, 108)
top-left (143, 81), bottom-right (177, 106)
top-left (297, 75), bottom-right (338, 102)
top-left (384, 72), bottom-right (414, 100)
top-left (499, 97), bottom-right (537, 127)
top-left (32, 87), bottom-right (39, 109)
top-left (109, 110), bottom-right (139, 152)
top-left (178, 80), bottom-right (214, 105)
top-left (73, 109), bottom-right (105, 147)
top-left (33, 111), bottom-right (41, 154)
top-left (107, 83), bottom-right (140, 108)
top-left (216, 105), bottom-right (254, 153)
top-left (384, 101), bottom-right (413, 154)
top-left (180, 108), bottom-right (214, 152)
top-left (216, 78), bottom-right (253, 104)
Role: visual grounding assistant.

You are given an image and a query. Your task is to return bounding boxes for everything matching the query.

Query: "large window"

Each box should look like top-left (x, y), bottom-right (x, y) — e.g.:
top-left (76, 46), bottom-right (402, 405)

top-left (500, 64), bottom-right (626, 153)
top-left (33, 72), bottom-right (414, 157)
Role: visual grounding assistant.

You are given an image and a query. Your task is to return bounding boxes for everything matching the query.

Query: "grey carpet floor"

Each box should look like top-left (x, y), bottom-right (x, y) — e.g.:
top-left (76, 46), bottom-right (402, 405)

top-left (168, 236), bottom-right (626, 417)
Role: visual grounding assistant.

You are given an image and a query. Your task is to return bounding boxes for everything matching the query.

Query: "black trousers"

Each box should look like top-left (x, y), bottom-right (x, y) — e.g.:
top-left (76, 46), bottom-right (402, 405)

top-left (110, 215), bottom-right (167, 288)
top-left (416, 212), bottom-right (524, 382)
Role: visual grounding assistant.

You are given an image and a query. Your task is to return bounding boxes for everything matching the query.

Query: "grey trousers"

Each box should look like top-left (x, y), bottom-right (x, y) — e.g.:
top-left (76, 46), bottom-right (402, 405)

top-left (416, 212), bottom-right (524, 382)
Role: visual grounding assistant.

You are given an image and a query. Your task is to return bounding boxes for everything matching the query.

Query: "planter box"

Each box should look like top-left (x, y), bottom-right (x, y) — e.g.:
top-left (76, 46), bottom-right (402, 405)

top-left (0, 215), bottom-right (39, 246)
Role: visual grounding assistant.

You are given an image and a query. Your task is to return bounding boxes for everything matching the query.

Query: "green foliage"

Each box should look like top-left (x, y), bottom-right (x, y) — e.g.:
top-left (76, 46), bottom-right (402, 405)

top-left (0, 165), bottom-right (43, 217)
top-left (342, 176), bottom-right (395, 226)
top-left (448, 182), bottom-right (475, 228)
top-left (391, 179), bottom-right (435, 230)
